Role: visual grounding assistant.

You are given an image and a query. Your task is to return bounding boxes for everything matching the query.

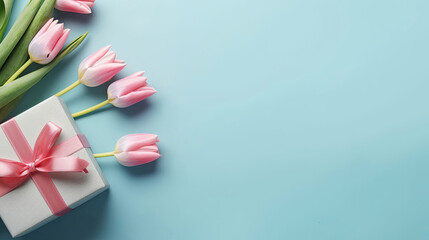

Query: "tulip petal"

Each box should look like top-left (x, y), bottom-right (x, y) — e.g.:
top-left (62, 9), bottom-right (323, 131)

top-left (115, 151), bottom-right (161, 167)
top-left (94, 51), bottom-right (117, 66)
top-left (44, 29), bottom-right (70, 64)
top-left (80, 62), bottom-right (126, 87)
top-left (55, 0), bottom-right (93, 14)
top-left (115, 134), bottom-right (159, 152)
top-left (43, 23), bottom-right (65, 50)
top-left (78, 45), bottom-right (111, 77)
top-left (138, 145), bottom-right (160, 153)
top-left (33, 18), bottom-right (54, 40)
top-left (108, 76), bottom-right (148, 97)
top-left (110, 87), bottom-right (156, 108)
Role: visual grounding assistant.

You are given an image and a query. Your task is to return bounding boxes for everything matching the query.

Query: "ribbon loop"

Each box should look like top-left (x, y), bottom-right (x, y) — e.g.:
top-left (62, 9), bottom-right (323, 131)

top-left (0, 159), bottom-right (28, 178)
top-left (32, 122), bottom-right (62, 162)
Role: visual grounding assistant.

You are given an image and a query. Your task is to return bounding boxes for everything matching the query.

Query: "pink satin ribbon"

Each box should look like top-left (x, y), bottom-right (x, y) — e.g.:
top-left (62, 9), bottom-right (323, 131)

top-left (0, 119), bottom-right (90, 216)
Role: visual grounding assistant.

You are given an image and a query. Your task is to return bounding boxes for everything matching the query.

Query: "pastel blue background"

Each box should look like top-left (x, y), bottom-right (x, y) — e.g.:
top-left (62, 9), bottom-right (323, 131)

top-left (1, 0), bottom-right (429, 239)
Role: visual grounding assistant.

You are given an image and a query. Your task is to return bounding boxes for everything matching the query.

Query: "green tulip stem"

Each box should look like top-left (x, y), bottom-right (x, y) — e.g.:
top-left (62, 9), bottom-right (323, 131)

top-left (55, 80), bottom-right (81, 96)
top-left (72, 99), bottom-right (111, 118)
top-left (4, 59), bottom-right (33, 84)
top-left (93, 152), bottom-right (115, 158)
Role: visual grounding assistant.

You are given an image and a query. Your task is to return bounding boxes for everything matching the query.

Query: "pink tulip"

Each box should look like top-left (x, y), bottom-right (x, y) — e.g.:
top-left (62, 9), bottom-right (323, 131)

top-left (55, 0), bottom-right (95, 14)
top-left (107, 72), bottom-right (156, 108)
top-left (114, 134), bottom-right (161, 167)
top-left (79, 45), bottom-right (126, 87)
top-left (28, 18), bottom-right (70, 64)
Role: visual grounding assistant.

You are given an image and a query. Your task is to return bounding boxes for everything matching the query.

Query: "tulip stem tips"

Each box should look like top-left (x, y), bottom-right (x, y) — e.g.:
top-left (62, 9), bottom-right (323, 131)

top-left (93, 152), bottom-right (115, 158)
top-left (72, 99), bottom-right (111, 118)
top-left (55, 80), bottom-right (81, 96)
top-left (4, 59), bottom-right (33, 84)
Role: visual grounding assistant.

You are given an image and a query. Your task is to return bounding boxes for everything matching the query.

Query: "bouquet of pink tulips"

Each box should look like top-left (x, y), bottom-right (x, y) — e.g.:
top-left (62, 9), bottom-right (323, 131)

top-left (0, 0), bottom-right (161, 166)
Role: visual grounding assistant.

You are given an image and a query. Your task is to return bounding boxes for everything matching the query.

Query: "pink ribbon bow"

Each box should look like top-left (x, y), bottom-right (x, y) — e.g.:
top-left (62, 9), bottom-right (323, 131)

top-left (0, 120), bottom-right (89, 216)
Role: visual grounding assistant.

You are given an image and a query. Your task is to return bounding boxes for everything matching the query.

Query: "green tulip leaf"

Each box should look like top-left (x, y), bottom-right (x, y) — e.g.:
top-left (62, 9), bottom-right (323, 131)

top-left (0, 94), bottom-right (20, 121)
top-left (0, 0), bottom-right (43, 70)
top-left (0, 0), bottom-right (14, 40)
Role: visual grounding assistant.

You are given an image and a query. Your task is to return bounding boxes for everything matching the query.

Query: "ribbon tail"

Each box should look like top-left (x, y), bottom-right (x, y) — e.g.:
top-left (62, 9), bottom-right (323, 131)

top-left (0, 176), bottom-right (29, 197)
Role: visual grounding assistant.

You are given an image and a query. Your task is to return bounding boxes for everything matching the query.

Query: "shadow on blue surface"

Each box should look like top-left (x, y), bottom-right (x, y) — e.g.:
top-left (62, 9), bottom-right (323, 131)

top-left (0, 190), bottom-right (110, 240)
top-left (54, 8), bottom-right (95, 25)
top-left (120, 100), bottom-right (152, 117)
top-left (124, 158), bottom-right (159, 177)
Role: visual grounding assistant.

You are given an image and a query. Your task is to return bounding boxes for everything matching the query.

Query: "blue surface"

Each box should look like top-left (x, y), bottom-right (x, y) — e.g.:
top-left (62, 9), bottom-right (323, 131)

top-left (1, 0), bottom-right (429, 239)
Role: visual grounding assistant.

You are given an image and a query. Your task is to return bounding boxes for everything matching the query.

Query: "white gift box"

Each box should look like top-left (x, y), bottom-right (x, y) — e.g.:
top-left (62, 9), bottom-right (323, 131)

top-left (0, 96), bottom-right (109, 238)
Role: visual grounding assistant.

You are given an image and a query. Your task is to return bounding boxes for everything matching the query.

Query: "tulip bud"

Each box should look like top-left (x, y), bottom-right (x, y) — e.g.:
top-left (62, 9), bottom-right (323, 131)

top-left (79, 45), bottom-right (126, 87)
top-left (114, 134), bottom-right (161, 167)
top-left (107, 72), bottom-right (156, 108)
top-left (28, 18), bottom-right (70, 64)
top-left (55, 0), bottom-right (95, 14)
